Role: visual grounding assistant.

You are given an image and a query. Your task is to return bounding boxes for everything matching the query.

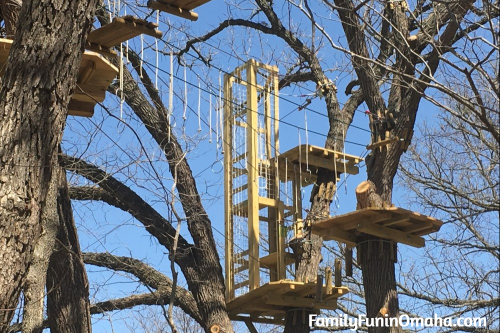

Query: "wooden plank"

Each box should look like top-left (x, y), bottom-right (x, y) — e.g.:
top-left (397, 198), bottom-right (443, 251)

top-left (312, 227), bottom-right (357, 247)
top-left (147, 0), bottom-right (199, 21)
top-left (400, 221), bottom-right (434, 234)
top-left (68, 100), bottom-right (95, 117)
top-left (357, 221), bottom-right (425, 248)
top-left (157, 0), bottom-right (211, 10)
top-left (265, 295), bottom-right (318, 309)
top-left (230, 315), bottom-right (283, 325)
top-left (88, 17), bottom-right (162, 48)
top-left (366, 137), bottom-right (398, 150)
top-left (260, 252), bottom-right (295, 269)
top-left (85, 42), bottom-right (117, 57)
top-left (299, 151), bottom-right (359, 175)
top-left (379, 214), bottom-right (412, 227)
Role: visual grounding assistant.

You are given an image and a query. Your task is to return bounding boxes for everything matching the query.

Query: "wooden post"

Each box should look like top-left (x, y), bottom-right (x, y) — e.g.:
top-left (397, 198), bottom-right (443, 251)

top-left (223, 74), bottom-right (234, 301)
top-left (246, 60), bottom-right (260, 291)
top-left (334, 258), bottom-right (342, 287)
top-left (325, 267), bottom-right (333, 295)
top-left (315, 274), bottom-right (323, 302)
top-left (345, 248), bottom-right (353, 277)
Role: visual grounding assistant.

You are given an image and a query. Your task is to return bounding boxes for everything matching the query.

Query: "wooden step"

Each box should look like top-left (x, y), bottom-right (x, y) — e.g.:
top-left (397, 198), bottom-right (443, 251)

top-left (87, 16), bottom-right (162, 51)
top-left (312, 206), bottom-right (443, 248)
top-left (271, 144), bottom-right (363, 185)
top-left (259, 252), bottom-right (295, 269)
top-left (232, 197), bottom-right (280, 217)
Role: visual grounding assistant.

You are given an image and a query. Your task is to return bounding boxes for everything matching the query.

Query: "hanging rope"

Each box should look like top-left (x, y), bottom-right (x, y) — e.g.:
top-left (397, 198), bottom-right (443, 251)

top-left (183, 64), bottom-right (187, 120)
top-left (119, 42), bottom-right (124, 119)
top-left (168, 48), bottom-right (173, 142)
top-left (209, 94), bottom-right (212, 143)
top-left (155, 10), bottom-right (159, 90)
top-left (304, 107), bottom-right (310, 173)
top-left (139, 35), bottom-right (144, 78)
top-left (342, 123), bottom-right (348, 194)
top-left (197, 78), bottom-right (202, 132)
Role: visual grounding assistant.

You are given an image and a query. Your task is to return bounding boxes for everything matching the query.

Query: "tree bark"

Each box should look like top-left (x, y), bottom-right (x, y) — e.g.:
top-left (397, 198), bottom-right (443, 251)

top-left (0, 0), bottom-right (21, 37)
top-left (46, 167), bottom-right (92, 333)
top-left (0, 0), bottom-right (97, 330)
top-left (22, 166), bottom-right (60, 333)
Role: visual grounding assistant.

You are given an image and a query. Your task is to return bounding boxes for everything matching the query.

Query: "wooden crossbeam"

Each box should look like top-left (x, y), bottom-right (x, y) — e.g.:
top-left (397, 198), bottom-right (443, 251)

top-left (357, 221), bottom-right (425, 248)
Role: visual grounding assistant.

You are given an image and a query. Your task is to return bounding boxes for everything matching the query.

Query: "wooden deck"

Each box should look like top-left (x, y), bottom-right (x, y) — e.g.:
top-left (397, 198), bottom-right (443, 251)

top-left (272, 144), bottom-right (363, 187)
top-left (0, 38), bottom-right (118, 117)
top-left (227, 280), bottom-right (348, 325)
top-left (312, 206), bottom-right (443, 248)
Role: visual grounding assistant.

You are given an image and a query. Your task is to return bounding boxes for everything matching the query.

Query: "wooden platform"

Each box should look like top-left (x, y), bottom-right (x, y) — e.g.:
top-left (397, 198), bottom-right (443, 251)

top-left (312, 207), bottom-right (443, 248)
top-left (148, 0), bottom-right (212, 21)
top-left (0, 38), bottom-right (118, 117)
top-left (272, 145), bottom-right (363, 186)
top-left (227, 280), bottom-right (348, 325)
top-left (87, 16), bottom-right (162, 56)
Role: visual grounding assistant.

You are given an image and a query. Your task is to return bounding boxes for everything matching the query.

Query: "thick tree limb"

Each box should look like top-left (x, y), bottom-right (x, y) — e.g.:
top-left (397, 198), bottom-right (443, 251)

top-left (83, 252), bottom-right (202, 325)
top-left (61, 155), bottom-right (193, 255)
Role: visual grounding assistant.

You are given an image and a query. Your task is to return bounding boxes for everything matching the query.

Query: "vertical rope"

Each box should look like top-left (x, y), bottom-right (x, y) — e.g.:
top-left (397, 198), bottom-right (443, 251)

top-left (342, 124), bottom-right (347, 194)
top-left (209, 94), bottom-right (212, 143)
top-left (304, 107), bottom-right (310, 172)
top-left (197, 78), bottom-right (201, 132)
top-left (119, 43), bottom-right (124, 119)
top-left (139, 35), bottom-right (144, 78)
top-left (168, 49), bottom-right (173, 142)
top-left (183, 64), bottom-right (187, 120)
top-left (155, 10), bottom-right (159, 90)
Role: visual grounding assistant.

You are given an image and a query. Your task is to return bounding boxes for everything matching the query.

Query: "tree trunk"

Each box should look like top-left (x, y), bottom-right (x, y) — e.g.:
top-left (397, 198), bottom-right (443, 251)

top-left (22, 167), bottom-right (60, 333)
top-left (356, 181), bottom-right (400, 333)
top-left (46, 166), bottom-right (92, 333)
top-left (0, 0), bottom-right (97, 330)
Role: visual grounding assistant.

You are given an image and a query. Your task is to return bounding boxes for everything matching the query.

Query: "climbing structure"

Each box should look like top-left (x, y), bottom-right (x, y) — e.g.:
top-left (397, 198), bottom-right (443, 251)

top-left (223, 60), bottom-right (363, 324)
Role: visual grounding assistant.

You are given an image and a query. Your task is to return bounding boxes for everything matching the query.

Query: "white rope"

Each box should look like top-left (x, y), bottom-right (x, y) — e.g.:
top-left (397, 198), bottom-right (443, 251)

top-left (155, 10), bottom-right (159, 90)
top-left (209, 94), bottom-right (213, 143)
top-left (219, 72), bottom-right (223, 148)
top-left (107, 0), bottom-right (112, 20)
top-left (168, 49), bottom-right (173, 142)
top-left (298, 129), bottom-right (302, 193)
top-left (197, 78), bottom-right (201, 132)
top-left (342, 124), bottom-right (347, 194)
top-left (119, 43), bottom-right (124, 119)
top-left (304, 107), bottom-right (310, 172)
top-left (139, 35), bottom-right (144, 78)
top-left (183, 64), bottom-right (187, 120)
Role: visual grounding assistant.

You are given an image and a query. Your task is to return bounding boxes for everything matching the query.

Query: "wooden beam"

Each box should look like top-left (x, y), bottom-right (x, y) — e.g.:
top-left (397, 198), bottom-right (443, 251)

top-left (147, 0), bottom-right (199, 21)
top-left (314, 227), bottom-right (357, 248)
top-left (334, 258), bottom-right (342, 287)
top-left (357, 221), bottom-right (425, 248)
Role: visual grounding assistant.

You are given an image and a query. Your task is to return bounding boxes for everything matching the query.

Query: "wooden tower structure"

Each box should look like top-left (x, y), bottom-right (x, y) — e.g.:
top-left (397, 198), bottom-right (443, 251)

top-left (223, 60), bottom-right (363, 324)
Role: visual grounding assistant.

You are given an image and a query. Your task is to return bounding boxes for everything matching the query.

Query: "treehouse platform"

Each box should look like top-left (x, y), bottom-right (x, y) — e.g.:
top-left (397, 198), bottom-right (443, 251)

top-left (227, 280), bottom-right (348, 325)
top-left (272, 144), bottom-right (363, 187)
top-left (0, 38), bottom-right (118, 117)
top-left (147, 0), bottom-right (212, 21)
top-left (312, 206), bottom-right (443, 248)
top-left (86, 16), bottom-right (162, 57)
